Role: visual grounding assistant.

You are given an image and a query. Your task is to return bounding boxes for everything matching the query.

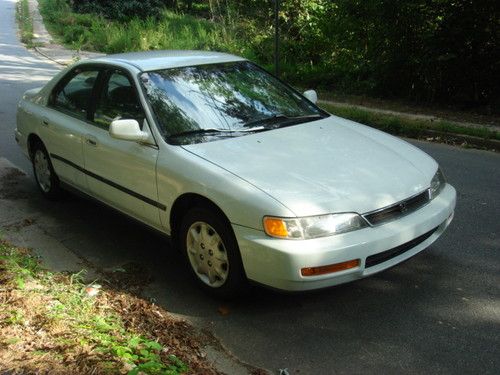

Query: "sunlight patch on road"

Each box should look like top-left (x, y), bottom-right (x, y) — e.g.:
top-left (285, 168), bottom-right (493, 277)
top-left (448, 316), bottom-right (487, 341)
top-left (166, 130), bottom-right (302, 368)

top-left (427, 294), bottom-right (500, 328)
top-left (0, 48), bottom-right (59, 82)
top-left (0, 41), bottom-right (60, 84)
top-left (460, 297), bottom-right (500, 324)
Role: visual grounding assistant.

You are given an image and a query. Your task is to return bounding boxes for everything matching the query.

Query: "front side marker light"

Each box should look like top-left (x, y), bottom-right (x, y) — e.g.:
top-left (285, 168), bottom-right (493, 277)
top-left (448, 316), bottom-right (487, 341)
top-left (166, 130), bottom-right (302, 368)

top-left (301, 259), bottom-right (360, 277)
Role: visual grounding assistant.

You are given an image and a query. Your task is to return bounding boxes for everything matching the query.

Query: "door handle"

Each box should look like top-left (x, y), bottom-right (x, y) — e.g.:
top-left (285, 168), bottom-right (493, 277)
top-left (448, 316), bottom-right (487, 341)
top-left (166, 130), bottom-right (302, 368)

top-left (42, 117), bottom-right (49, 126)
top-left (85, 135), bottom-right (98, 147)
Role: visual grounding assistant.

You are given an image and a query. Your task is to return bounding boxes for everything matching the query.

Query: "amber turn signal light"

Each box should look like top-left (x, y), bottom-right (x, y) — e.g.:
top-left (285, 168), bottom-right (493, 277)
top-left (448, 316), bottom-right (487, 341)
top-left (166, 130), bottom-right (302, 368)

top-left (263, 217), bottom-right (289, 238)
top-left (301, 259), bottom-right (360, 277)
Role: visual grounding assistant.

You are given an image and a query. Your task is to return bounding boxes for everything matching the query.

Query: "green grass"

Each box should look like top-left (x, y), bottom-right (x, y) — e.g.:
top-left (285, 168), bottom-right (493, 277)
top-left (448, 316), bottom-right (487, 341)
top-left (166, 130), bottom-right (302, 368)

top-left (0, 241), bottom-right (188, 374)
top-left (16, 0), bottom-right (34, 46)
top-left (38, 0), bottom-right (246, 55)
top-left (321, 103), bottom-right (500, 142)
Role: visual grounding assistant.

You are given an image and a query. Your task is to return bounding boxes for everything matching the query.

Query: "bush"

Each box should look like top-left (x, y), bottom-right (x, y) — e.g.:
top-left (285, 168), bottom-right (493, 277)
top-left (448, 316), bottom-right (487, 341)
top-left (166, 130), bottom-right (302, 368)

top-left (72, 0), bottom-right (164, 22)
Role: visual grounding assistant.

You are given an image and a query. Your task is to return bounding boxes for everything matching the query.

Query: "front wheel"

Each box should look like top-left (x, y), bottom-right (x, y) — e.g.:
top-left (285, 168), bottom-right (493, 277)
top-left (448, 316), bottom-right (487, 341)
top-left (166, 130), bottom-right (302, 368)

top-left (32, 142), bottom-right (61, 200)
top-left (179, 207), bottom-right (246, 299)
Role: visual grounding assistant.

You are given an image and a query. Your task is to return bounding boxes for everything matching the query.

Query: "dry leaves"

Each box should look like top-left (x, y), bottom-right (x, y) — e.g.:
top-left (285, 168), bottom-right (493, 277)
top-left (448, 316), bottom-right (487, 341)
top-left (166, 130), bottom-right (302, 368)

top-left (0, 242), bottom-right (222, 374)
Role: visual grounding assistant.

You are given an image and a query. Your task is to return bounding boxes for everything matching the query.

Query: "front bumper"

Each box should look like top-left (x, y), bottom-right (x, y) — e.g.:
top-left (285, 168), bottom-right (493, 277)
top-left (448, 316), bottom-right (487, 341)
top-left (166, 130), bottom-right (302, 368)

top-left (234, 183), bottom-right (456, 291)
top-left (15, 128), bottom-right (29, 159)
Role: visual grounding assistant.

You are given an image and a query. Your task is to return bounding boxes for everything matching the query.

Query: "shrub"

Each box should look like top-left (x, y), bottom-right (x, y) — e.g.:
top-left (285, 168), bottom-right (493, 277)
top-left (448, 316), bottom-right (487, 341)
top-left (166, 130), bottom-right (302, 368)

top-left (72, 0), bottom-right (164, 22)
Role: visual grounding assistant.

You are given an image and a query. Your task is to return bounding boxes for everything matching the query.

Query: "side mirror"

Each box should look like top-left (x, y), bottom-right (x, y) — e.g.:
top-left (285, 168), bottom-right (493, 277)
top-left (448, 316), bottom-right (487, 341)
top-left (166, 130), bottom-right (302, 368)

top-left (109, 119), bottom-right (149, 142)
top-left (303, 89), bottom-right (318, 104)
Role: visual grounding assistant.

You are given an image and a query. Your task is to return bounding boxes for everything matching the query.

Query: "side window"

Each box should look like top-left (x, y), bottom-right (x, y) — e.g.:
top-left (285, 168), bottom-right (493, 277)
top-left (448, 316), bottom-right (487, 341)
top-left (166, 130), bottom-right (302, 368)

top-left (52, 69), bottom-right (99, 119)
top-left (94, 71), bottom-right (145, 128)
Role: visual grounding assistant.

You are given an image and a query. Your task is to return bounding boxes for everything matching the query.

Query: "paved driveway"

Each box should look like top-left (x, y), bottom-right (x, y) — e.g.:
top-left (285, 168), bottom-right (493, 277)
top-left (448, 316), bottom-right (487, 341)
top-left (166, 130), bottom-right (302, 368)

top-left (1, 1), bottom-right (499, 373)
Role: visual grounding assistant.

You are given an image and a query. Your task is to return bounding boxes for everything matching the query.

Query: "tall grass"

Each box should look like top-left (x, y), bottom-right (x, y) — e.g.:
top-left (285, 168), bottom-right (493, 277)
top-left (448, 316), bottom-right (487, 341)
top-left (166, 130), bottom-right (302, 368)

top-left (38, 0), bottom-right (246, 55)
top-left (16, 0), bottom-right (33, 46)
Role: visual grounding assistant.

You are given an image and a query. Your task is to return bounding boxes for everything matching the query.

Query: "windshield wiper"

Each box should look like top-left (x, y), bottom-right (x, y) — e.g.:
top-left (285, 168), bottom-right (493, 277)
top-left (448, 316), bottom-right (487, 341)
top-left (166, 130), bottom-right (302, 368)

top-left (243, 114), bottom-right (289, 128)
top-left (169, 126), bottom-right (265, 139)
top-left (169, 128), bottom-right (230, 139)
top-left (243, 114), bottom-right (325, 128)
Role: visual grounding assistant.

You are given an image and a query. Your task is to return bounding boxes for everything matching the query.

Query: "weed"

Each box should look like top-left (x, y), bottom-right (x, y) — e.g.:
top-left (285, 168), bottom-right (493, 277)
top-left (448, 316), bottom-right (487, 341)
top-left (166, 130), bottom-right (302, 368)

top-left (3, 337), bottom-right (22, 345)
top-left (5, 309), bottom-right (25, 325)
top-left (16, 0), bottom-right (34, 46)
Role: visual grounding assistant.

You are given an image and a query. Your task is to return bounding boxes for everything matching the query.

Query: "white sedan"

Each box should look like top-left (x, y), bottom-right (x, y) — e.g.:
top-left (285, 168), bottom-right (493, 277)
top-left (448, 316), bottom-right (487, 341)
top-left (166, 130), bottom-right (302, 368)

top-left (15, 50), bottom-right (456, 298)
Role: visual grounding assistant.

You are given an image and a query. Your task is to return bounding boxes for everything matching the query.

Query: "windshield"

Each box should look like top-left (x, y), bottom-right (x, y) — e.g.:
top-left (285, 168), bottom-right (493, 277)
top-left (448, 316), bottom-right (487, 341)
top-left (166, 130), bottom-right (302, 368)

top-left (140, 61), bottom-right (326, 144)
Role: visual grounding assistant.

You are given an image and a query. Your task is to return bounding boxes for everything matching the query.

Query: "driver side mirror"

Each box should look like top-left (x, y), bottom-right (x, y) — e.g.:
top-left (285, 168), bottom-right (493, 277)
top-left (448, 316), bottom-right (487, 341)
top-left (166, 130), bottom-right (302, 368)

top-left (109, 119), bottom-right (150, 143)
top-left (303, 89), bottom-right (318, 104)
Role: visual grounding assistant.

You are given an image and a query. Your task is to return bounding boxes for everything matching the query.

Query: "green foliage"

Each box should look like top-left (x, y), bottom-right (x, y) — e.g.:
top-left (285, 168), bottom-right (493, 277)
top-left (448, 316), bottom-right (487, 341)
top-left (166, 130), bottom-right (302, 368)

top-left (321, 103), bottom-right (500, 141)
top-left (72, 0), bottom-right (165, 22)
top-left (5, 309), bottom-right (25, 325)
top-left (39, 1), bottom-right (236, 54)
top-left (0, 240), bottom-right (39, 289)
top-left (39, 0), bottom-right (499, 110)
top-left (16, 0), bottom-right (33, 46)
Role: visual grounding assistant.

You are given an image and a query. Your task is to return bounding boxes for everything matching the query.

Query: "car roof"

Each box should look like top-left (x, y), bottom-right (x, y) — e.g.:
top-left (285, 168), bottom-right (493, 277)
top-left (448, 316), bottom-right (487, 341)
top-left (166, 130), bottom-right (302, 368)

top-left (93, 50), bottom-right (246, 72)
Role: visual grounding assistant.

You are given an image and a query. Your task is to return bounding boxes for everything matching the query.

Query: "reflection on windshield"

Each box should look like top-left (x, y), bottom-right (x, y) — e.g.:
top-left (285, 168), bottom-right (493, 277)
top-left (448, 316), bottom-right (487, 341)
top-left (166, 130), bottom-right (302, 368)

top-left (141, 61), bottom-right (324, 144)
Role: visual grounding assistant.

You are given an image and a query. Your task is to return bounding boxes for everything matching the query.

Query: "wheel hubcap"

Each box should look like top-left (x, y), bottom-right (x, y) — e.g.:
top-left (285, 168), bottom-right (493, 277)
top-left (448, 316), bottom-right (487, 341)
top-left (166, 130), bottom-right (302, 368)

top-left (34, 150), bottom-right (51, 193)
top-left (186, 221), bottom-right (229, 288)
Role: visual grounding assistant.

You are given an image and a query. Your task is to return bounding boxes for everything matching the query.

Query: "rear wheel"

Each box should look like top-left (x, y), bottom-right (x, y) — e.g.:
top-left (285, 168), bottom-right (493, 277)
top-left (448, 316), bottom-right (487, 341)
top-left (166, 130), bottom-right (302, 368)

top-left (32, 142), bottom-right (61, 200)
top-left (179, 207), bottom-right (246, 298)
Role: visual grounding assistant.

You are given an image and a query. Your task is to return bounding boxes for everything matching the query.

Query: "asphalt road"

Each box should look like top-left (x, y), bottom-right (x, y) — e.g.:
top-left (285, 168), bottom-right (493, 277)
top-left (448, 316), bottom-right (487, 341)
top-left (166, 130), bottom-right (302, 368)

top-left (1, 1), bottom-right (499, 374)
top-left (0, 0), bottom-right (60, 172)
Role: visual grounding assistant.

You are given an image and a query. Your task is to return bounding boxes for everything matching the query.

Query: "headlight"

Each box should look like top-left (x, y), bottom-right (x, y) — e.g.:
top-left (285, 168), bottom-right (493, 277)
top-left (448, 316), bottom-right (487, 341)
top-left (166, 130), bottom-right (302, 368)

top-left (263, 213), bottom-right (368, 239)
top-left (430, 168), bottom-right (446, 199)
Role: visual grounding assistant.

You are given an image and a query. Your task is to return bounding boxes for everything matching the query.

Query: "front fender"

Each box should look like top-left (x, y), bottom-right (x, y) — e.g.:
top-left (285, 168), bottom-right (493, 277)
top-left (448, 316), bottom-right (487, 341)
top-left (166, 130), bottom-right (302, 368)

top-left (156, 145), bottom-right (295, 234)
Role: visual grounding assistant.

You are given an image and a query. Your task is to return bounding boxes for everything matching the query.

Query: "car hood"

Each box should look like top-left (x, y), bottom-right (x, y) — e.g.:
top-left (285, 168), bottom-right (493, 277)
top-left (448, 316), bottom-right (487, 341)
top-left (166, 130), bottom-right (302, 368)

top-left (23, 87), bottom-right (43, 102)
top-left (182, 115), bottom-right (437, 216)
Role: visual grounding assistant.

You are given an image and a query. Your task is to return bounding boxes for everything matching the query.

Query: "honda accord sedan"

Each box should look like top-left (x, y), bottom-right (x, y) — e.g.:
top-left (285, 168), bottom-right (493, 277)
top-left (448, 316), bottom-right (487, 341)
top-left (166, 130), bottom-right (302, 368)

top-left (15, 50), bottom-right (456, 297)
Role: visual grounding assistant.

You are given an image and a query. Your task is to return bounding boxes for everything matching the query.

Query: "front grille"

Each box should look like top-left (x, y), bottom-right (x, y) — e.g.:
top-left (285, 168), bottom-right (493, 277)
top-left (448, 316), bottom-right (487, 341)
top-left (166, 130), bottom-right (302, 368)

top-left (365, 226), bottom-right (438, 268)
top-left (363, 190), bottom-right (430, 226)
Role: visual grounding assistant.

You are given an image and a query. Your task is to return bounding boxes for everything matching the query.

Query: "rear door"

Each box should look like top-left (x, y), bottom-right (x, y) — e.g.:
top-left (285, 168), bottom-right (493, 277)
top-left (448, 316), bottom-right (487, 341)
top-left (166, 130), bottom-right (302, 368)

top-left (82, 68), bottom-right (162, 227)
top-left (44, 67), bottom-right (102, 190)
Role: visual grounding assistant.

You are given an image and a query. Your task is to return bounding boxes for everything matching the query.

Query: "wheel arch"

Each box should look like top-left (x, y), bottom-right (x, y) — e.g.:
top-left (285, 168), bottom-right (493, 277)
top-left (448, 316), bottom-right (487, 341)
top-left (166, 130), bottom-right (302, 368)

top-left (170, 193), bottom-right (232, 243)
top-left (27, 133), bottom-right (44, 160)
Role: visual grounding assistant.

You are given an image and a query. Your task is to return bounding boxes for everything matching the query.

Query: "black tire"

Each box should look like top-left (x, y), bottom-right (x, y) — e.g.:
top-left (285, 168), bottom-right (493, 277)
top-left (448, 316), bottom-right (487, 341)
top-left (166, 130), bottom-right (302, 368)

top-left (31, 141), bottom-right (61, 200)
top-left (179, 206), bottom-right (247, 299)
